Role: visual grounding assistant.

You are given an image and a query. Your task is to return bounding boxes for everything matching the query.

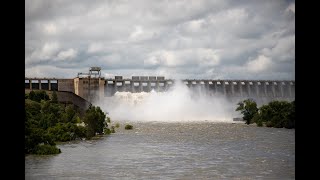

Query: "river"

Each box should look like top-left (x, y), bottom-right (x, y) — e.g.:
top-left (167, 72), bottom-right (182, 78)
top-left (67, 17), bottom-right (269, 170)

top-left (25, 122), bottom-right (295, 179)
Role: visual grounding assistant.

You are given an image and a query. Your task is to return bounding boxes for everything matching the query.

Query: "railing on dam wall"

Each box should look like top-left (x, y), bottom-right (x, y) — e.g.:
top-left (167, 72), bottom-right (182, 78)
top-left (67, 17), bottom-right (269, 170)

top-left (25, 78), bottom-right (59, 91)
top-left (104, 76), bottom-right (169, 96)
top-left (25, 78), bottom-right (75, 92)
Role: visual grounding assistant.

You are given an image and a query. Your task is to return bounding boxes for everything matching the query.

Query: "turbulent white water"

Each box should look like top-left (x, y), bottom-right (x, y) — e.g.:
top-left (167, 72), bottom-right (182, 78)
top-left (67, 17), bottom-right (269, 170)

top-left (95, 81), bottom-right (240, 122)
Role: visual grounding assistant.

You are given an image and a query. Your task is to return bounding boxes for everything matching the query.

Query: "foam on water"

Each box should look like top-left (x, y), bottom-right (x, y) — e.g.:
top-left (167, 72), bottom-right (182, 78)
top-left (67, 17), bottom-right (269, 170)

top-left (95, 80), bottom-right (240, 122)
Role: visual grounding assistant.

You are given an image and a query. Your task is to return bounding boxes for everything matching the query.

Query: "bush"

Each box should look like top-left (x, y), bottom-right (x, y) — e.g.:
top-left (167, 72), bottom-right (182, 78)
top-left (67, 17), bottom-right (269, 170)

top-left (25, 91), bottom-right (108, 155)
top-left (265, 121), bottom-right (274, 127)
top-left (106, 117), bottom-right (111, 123)
top-left (236, 99), bottom-right (258, 124)
top-left (104, 128), bottom-right (111, 135)
top-left (285, 101), bottom-right (295, 129)
top-left (33, 144), bottom-right (61, 155)
top-left (257, 100), bottom-right (294, 128)
top-left (115, 123), bottom-right (120, 128)
top-left (51, 91), bottom-right (58, 103)
top-left (125, 124), bottom-right (133, 130)
top-left (83, 106), bottom-right (106, 138)
top-left (256, 121), bottom-right (263, 127)
top-left (25, 99), bottom-right (41, 117)
top-left (252, 113), bottom-right (262, 126)
top-left (47, 123), bottom-right (86, 142)
top-left (111, 126), bottom-right (115, 133)
top-left (75, 126), bottom-right (87, 138)
top-left (236, 100), bottom-right (295, 129)
top-left (29, 90), bottom-right (50, 102)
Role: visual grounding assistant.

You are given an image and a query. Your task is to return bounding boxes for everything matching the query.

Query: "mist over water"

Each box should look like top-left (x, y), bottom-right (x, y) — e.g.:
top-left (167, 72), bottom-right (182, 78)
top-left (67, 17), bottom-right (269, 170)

top-left (95, 81), bottom-right (239, 122)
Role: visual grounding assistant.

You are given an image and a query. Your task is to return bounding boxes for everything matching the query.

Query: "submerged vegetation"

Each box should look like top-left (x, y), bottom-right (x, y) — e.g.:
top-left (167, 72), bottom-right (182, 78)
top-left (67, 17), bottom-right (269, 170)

top-left (125, 124), bottom-right (133, 130)
top-left (236, 99), bottom-right (295, 129)
top-left (25, 90), bottom-right (112, 155)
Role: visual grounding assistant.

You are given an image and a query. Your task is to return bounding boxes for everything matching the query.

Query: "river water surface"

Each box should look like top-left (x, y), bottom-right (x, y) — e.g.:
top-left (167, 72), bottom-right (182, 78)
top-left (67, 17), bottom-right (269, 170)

top-left (25, 122), bottom-right (295, 179)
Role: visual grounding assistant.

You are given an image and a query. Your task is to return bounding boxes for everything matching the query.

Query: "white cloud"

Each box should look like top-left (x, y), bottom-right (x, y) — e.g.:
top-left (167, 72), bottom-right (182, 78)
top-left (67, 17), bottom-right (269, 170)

top-left (25, 0), bottom-right (295, 80)
top-left (130, 26), bottom-right (143, 39)
top-left (246, 55), bottom-right (273, 73)
top-left (183, 19), bottom-right (205, 33)
top-left (25, 65), bottom-right (82, 78)
top-left (26, 42), bottom-right (60, 64)
top-left (260, 35), bottom-right (295, 62)
top-left (129, 25), bottom-right (156, 42)
top-left (43, 23), bottom-right (57, 34)
top-left (286, 3), bottom-right (295, 13)
top-left (56, 48), bottom-right (77, 60)
top-left (145, 48), bottom-right (220, 68)
top-left (42, 42), bottom-right (59, 55)
top-left (87, 43), bottom-right (104, 53)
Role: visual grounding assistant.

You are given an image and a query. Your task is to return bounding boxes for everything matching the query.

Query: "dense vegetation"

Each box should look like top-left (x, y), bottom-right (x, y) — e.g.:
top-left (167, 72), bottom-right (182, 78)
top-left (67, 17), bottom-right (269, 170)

top-left (236, 99), bottom-right (295, 129)
top-left (25, 90), bottom-right (111, 155)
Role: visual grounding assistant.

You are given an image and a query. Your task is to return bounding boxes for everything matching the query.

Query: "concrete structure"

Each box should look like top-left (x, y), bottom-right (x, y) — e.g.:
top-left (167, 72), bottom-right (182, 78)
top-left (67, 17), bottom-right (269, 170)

top-left (25, 77), bottom-right (105, 103)
top-left (104, 76), bottom-right (168, 96)
top-left (25, 76), bottom-right (295, 105)
top-left (74, 77), bottom-right (105, 103)
top-left (105, 76), bottom-right (294, 93)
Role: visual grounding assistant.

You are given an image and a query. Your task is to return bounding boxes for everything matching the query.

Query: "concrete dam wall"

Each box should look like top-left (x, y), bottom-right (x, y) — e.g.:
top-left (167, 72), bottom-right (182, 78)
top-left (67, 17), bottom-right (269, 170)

top-left (25, 76), bottom-right (295, 105)
top-left (104, 76), bottom-right (295, 105)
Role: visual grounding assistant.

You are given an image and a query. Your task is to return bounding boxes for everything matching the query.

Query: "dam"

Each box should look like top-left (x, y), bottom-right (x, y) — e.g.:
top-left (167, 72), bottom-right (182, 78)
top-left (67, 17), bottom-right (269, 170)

top-left (25, 67), bottom-right (295, 105)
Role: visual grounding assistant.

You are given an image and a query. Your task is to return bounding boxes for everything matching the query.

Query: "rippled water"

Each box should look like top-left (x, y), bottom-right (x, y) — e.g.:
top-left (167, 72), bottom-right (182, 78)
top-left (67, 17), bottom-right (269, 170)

top-left (25, 122), bottom-right (295, 179)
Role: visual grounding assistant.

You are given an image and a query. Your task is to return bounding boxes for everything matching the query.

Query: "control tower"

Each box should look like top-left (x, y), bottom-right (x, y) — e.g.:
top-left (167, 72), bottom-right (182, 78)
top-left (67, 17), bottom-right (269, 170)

top-left (74, 67), bottom-right (105, 102)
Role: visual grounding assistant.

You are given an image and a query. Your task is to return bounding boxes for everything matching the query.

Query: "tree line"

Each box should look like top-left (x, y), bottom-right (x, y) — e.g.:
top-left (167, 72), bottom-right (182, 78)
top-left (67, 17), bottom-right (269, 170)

top-left (25, 90), bottom-right (112, 155)
top-left (236, 99), bottom-right (295, 129)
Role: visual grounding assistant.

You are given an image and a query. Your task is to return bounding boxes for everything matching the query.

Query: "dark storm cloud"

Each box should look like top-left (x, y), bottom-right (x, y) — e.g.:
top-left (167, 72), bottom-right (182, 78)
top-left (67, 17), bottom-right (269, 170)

top-left (25, 0), bottom-right (295, 80)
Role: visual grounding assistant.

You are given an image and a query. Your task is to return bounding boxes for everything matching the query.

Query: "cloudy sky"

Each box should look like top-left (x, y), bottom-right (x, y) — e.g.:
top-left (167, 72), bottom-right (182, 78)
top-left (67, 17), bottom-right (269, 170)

top-left (25, 0), bottom-right (295, 80)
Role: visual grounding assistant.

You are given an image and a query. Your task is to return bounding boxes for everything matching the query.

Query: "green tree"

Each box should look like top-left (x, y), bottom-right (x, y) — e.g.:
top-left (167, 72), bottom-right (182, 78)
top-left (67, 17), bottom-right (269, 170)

top-left (28, 91), bottom-right (36, 101)
top-left (25, 92), bottom-right (90, 155)
top-left (25, 99), bottom-right (41, 117)
top-left (38, 90), bottom-right (50, 101)
top-left (286, 100), bottom-right (295, 129)
top-left (38, 100), bottom-right (64, 127)
top-left (61, 105), bottom-right (77, 123)
top-left (125, 124), bottom-right (133, 130)
top-left (46, 122), bottom-right (85, 142)
top-left (249, 100), bottom-right (295, 129)
top-left (83, 106), bottom-right (106, 138)
top-left (51, 91), bottom-right (58, 103)
top-left (236, 99), bottom-right (258, 124)
top-left (257, 100), bottom-right (294, 128)
top-left (28, 90), bottom-right (49, 102)
top-left (106, 117), bottom-right (111, 123)
top-left (25, 90), bottom-right (114, 154)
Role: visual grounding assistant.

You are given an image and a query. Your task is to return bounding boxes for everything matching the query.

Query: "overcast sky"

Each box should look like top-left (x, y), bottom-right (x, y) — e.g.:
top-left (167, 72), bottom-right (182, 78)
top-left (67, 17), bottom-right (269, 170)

top-left (25, 0), bottom-right (295, 80)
